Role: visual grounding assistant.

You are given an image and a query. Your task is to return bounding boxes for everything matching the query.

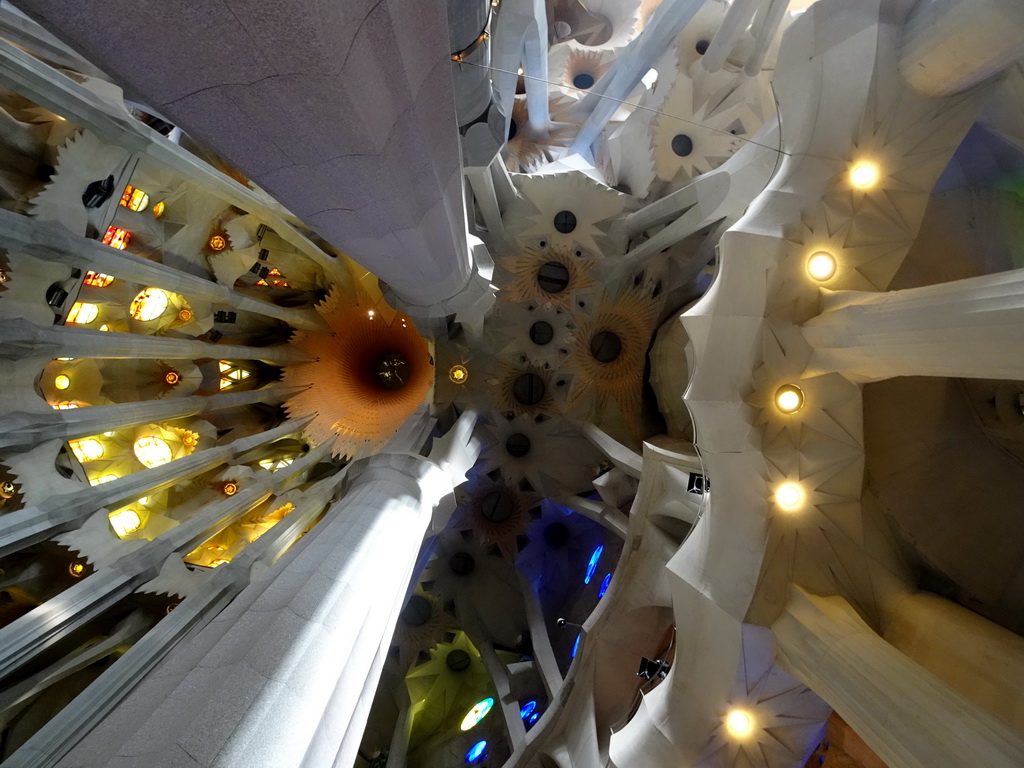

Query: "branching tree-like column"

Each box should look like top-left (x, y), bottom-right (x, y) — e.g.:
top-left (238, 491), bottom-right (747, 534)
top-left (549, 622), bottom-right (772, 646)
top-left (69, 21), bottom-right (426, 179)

top-left (0, 438), bottom-right (331, 683)
top-left (0, 36), bottom-right (344, 280)
top-left (802, 269), bottom-right (1024, 383)
top-left (0, 418), bottom-right (307, 556)
top-left (55, 412), bottom-right (480, 768)
top-left (6, 470), bottom-right (348, 768)
top-left (0, 209), bottom-right (327, 331)
top-left (773, 587), bottom-right (1024, 768)
top-left (0, 317), bottom-right (310, 365)
top-left (0, 385), bottom-right (299, 450)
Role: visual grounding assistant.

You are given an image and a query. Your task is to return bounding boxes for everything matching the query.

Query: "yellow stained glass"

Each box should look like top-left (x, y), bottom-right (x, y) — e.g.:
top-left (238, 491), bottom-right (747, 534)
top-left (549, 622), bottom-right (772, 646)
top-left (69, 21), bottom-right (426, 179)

top-left (130, 288), bottom-right (170, 322)
top-left (133, 436), bottom-right (173, 468)
top-left (67, 302), bottom-right (99, 324)
top-left (109, 508), bottom-right (141, 537)
top-left (69, 438), bottom-right (103, 462)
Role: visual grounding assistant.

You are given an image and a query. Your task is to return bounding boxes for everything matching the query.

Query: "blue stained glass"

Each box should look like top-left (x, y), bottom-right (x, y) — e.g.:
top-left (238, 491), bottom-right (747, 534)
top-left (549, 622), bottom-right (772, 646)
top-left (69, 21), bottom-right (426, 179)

top-left (598, 573), bottom-right (612, 598)
top-left (466, 740), bottom-right (487, 763)
top-left (584, 545), bottom-right (604, 584)
top-left (529, 712), bottom-right (540, 725)
top-left (520, 700), bottom-right (537, 720)
top-left (571, 633), bottom-right (581, 659)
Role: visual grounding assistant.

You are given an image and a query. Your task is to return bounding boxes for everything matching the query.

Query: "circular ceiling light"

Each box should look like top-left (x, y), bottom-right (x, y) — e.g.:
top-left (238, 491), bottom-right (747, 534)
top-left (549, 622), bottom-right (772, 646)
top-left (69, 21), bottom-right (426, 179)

top-left (774, 384), bottom-right (805, 414)
top-left (775, 482), bottom-right (804, 511)
top-left (806, 251), bottom-right (836, 281)
top-left (54, 374), bottom-right (70, 390)
top-left (850, 162), bottom-right (878, 189)
top-left (725, 709), bottom-right (754, 738)
top-left (449, 364), bottom-right (469, 384)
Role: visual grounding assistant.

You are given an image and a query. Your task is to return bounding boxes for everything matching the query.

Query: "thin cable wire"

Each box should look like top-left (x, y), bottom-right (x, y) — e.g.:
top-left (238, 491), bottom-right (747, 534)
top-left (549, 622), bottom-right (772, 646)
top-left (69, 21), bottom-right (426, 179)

top-left (462, 60), bottom-right (794, 157)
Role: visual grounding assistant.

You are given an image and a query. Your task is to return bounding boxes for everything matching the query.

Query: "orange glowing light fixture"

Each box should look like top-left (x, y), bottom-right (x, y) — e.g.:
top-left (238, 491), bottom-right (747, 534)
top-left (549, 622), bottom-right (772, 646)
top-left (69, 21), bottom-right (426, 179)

top-left (449, 364), bottom-right (469, 384)
top-left (208, 234), bottom-right (227, 251)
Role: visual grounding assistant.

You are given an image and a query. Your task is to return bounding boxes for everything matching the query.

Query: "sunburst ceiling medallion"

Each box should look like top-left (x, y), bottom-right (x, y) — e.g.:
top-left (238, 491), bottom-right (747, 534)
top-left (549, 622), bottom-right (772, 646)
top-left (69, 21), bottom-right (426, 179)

top-left (283, 289), bottom-right (433, 458)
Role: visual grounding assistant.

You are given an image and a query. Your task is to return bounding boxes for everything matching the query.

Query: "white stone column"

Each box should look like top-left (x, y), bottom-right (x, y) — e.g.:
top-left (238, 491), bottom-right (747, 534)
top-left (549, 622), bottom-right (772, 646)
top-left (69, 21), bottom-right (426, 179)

top-left (701, 0), bottom-right (757, 74)
top-left (0, 317), bottom-right (310, 365)
top-left (900, 0), bottom-right (1024, 97)
top-left (773, 587), bottom-right (1024, 768)
top-left (0, 418), bottom-right (307, 557)
top-left (0, 611), bottom-right (151, 719)
top-left (0, 437), bottom-right (330, 684)
top-left (801, 269), bottom-right (1024, 383)
top-left (50, 412), bottom-right (479, 768)
top-left (4, 470), bottom-right (347, 768)
top-left (0, 209), bottom-right (327, 331)
top-left (569, 0), bottom-right (706, 155)
top-left (0, 385), bottom-right (298, 450)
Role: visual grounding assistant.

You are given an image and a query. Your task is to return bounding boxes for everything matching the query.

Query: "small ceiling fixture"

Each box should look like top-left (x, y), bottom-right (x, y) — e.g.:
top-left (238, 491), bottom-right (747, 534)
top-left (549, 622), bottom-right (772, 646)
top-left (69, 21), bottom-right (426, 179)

top-left (449, 364), bottom-right (469, 384)
top-left (806, 251), bottom-right (836, 281)
top-left (725, 708), bottom-right (754, 738)
top-left (774, 384), bottom-right (804, 414)
top-left (775, 482), bottom-right (804, 511)
top-left (849, 161), bottom-right (879, 189)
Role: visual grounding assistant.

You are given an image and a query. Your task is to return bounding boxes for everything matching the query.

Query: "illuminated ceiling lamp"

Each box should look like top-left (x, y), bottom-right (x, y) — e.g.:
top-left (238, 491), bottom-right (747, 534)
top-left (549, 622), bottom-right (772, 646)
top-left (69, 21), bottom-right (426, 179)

top-left (449, 364), bottom-right (469, 384)
top-left (725, 708), bottom-right (755, 739)
top-left (282, 289), bottom-right (433, 458)
top-left (774, 384), bottom-right (805, 414)
top-left (849, 161), bottom-right (879, 189)
top-left (208, 234), bottom-right (228, 252)
top-left (775, 482), bottom-right (804, 511)
top-left (54, 374), bottom-right (71, 390)
top-left (806, 251), bottom-right (837, 281)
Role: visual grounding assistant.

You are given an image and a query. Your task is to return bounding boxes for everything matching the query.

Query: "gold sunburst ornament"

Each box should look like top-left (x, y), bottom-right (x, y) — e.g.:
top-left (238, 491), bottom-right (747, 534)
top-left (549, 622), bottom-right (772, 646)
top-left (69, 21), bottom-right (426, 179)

top-left (567, 287), bottom-right (662, 436)
top-left (499, 244), bottom-right (598, 311)
top-left (283, 289), bottom-right (433, 458)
